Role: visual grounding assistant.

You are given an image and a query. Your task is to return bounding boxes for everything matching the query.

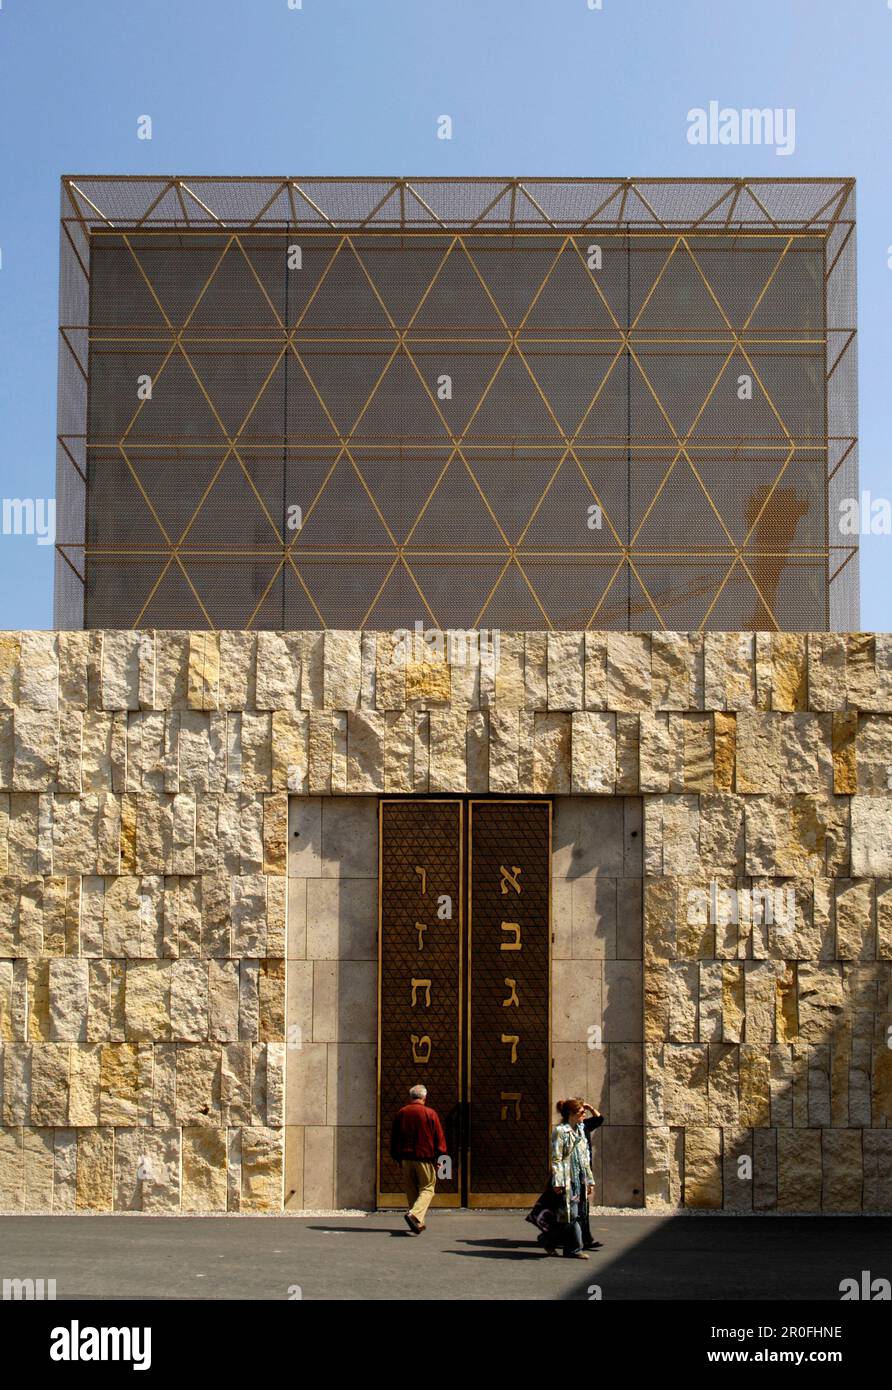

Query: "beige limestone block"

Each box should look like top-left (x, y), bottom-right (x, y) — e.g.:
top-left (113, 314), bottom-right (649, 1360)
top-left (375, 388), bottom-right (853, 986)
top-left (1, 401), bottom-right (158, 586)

top-left (662, 1044), bottom-right (709, 1123)
top-left (666, 963), bottom-right (698, 1041)
top-left (76, 1126), bottom-right (114, 1211)
top-left (855, 714), bottom-right (892, 793)
top-left (405, 657), bottom-right (451, 707)
top-left (207, 959), bottom-right (239, 1042)
top-left (240, 1125), bottom-right (283, 1210)
top-left (100, 1043), bottom-right (141, 1124)
top-left (182, 1126), bottom-right (228, 1211)
top-left (614, 713), bottom-right (639, 793)
top-left (231, 873), bottom-right (267, 957)
top-left (323, 631), bottom-right (363, 710)
top-left (851, 797), bottom-right (892, 876)
top-left (428, 709), bottom-right (467, 792)
top-left (114, 1126), bottom-right (181, 1212)
top-left (271, 710), bottom-right (308, 792)
top-left (846, 633), bottom-right (879, 711)
top-left (0, 633), bottom-right (20, 709)
top-left (797, 961), bottom-right (846, 1043)
top-left (26, 957), bottom-right (51, 1039)
top-left (374, 631), bottom-right (406, 712)
top-left (297, 633), bottom-right (325, 711)
top-left (169, 958), bottom-right (209, 1041)
top-left (308, 712), bottom-right (333, 793)
top-left (705, 1045), bottom-right (739, 1128)
top-left (681, 713), bottom-right (714, 792)
top-left (2, 1042), bottom-right (31, 1123)
top-left (52, 1128), bottom-right (78, 1212)
top-left (69, 1044), bottom-right (101, 1125)
top-left (523, 631), bottom-right (547, 709)
top-left (488, 708), bottom-right (519, 793)
top-left (776, 1128), bottom-right (821, 1210)
top-left (154, 633), bottom-right (191, 710)
top-left (218, 636), bottom-right (252, 711)
top-left (345, 711), bottom-right (386, 793)
top-left (606, 633), bottom-right (651, 710)
top-left (713, 711), bottom-right (736, 791)
top-left (770, 633), bottom-right (808, 712)
top-left (58, 632), bottom-right (92, 710)
top-left (651, 633), bottom-right (701, 711)
top-left (255, 632), bottom-right (299, 712)
top-left (29, 1044), bottom-right (70, 1125)
top-left (736, 1043), bottom-right (769, 1127)
top-left (186, 631), bottom-right (220, 711)
top-left (240, 712), bottom-right (272, 792)
top-left (259, 960), bottom-right (286, 1042)
top-left (18, 633), bottom-right (58, 711)
top-left (736, 712), bottom-right (782, 793)
top-left (583, 632), bottom-right (608, 710)
top-left (492, 632), bottom-right (525, 708)
top-left (570, 711), bottom-right (615, 794)
top-left (698, 961), bottom-right (723, 1042)
top-left (23, 1126), bottom-right (55, 1209)
top-left (466, 709), bottom-right (489, 792)
top-left (12, 709), bottom-right (59, 791)
top-left (413, 711), bottom-right (429, 791)
top-left (546, 632), bottom-right (584, 710)
top-left (808, 633), bottom-right (847, 712)
top-left (100, 632), bottom-right (141, 711)
top-left (683, 1126), bottom-right (722, 1208)
top-left (175, 1043), bottom-right (222, 1125)
top-left (835, 879), bottom-right (875, 960)
top-left (639, 712), bottom-right (680, 793)
top-left (644, 1125), bottom-right (672, 1207)
top-left (263, 792), bottom-right (288, 875)
top-left (239, 795), bottom-right (263, 874)
top-left (383, 711), bottom-right (414, 793)
top-left (48, 959), bottom-right (89, 1042)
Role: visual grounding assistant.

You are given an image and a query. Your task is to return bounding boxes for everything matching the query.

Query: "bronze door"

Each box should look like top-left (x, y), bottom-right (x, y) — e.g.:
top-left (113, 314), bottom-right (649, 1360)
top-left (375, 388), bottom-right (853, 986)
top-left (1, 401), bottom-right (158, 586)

top-left (467, 799), bottom-right (551, 1207)
top-left (378, 798), bottom-right (551, 1208)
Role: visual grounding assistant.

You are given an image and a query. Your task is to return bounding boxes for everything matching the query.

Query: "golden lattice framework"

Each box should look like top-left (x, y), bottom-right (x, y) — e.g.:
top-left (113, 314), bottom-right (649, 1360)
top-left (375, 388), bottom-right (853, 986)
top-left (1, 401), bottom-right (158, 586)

top-left (54, 176), bottom-right (858, 632)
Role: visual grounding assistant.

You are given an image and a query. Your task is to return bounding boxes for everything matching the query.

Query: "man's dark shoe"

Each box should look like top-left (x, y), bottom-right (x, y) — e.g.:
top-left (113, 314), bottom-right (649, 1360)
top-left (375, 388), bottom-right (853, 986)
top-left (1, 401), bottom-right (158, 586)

top-left (404, 1212), bottom-right (422, 1234)
top-left (583, 1240), bottom-right (603, 1250)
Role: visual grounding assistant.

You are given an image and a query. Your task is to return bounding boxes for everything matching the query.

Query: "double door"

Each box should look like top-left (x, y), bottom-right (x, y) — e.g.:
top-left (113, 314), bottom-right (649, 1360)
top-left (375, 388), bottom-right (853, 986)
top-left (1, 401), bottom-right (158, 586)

top-left (377, 798), bottom-right (551, 1207)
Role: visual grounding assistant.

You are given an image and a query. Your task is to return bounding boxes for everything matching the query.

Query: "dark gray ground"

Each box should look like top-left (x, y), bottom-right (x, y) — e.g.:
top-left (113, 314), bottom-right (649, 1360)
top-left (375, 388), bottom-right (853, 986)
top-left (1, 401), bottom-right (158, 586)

top-left (2, 1211), bottom-right (889, 1301)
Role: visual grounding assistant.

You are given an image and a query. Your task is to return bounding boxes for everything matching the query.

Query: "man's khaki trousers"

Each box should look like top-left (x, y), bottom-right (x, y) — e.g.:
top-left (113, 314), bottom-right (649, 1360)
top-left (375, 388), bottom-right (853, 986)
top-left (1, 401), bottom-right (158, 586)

top-left (401, 1159), bottom-right (437, 1224)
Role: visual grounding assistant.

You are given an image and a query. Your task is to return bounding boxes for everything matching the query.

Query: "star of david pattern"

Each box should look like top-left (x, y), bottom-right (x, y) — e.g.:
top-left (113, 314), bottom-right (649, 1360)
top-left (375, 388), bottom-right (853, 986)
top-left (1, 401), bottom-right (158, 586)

top-left (56, 177), bottom-right (858, 632)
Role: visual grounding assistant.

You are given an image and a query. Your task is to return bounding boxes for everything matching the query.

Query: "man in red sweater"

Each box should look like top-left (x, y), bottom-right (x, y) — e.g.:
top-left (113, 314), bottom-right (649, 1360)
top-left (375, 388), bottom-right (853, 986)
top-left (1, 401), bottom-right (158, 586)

top-left (390, 1085), bottom-right (448, 1233)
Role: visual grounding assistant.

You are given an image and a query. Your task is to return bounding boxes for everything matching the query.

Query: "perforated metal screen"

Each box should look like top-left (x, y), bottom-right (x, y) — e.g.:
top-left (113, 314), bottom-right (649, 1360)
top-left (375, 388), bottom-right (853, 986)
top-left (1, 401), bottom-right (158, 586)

top-left (55, 176), bottom-right (858, 631)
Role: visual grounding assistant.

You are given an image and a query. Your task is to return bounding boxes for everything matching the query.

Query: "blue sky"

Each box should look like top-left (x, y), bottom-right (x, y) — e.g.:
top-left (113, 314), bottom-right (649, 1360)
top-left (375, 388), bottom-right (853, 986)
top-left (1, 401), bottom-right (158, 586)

top-left (0, 0), bottom-right (889, 629)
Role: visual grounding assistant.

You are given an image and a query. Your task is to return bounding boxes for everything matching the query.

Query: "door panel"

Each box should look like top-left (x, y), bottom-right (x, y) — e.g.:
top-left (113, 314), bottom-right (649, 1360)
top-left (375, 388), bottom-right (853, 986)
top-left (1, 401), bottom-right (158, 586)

top-left (377, 797), bottom-right (551, 1207)
top-left (377, 800), bottom-right (463, 1207)
top-left (468, 800), bottom-right (551, 1206)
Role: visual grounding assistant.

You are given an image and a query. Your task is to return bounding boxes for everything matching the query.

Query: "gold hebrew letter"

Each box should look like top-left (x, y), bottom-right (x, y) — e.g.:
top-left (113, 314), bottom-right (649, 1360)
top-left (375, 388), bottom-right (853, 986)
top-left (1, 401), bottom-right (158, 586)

top-left (501, 1033), bottom-right (519, 1064)
top-left (502, 978), bottom-right (520, 1008)
top-left (410, 978), bottom-right (432, 1008)
top-left (414, 866), bottom-right (427, 896)
top-left (414, 922), bottom-right (427, 950)
top-left (500, 922), bottom-right (521, 951)
top-left (411, 1034), bottom-right (432, 1064)
top-left (500, 864), bottom-right (523, 895)
top-left (500, 1091), bottom-right (522, 1121)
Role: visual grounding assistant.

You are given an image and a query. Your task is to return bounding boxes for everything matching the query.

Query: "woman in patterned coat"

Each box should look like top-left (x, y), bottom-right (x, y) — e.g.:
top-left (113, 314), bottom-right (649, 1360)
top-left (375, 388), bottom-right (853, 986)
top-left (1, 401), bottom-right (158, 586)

top-left (548, 1097), bottom-right (596, 1258)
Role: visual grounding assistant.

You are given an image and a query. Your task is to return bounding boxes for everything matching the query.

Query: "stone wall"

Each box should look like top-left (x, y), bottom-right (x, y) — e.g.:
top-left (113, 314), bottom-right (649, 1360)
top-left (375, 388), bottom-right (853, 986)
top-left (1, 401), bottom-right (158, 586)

top-left (0, 629), bottom-right (890, 1212)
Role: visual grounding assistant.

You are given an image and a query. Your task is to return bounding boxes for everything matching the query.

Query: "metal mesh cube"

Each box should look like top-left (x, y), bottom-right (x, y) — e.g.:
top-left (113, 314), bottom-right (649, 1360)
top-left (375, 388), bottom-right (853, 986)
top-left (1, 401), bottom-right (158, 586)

top-left (55, 176), bottom-right (858, 631)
